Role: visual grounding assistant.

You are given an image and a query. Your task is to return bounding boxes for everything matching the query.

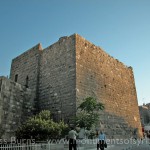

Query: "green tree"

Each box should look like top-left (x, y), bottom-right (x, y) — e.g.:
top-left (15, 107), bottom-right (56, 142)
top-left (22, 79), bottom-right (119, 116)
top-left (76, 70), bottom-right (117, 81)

top-left (15, 110), bottom-right (68, 141)
top-left (75, 97), bottom-right (104, 130)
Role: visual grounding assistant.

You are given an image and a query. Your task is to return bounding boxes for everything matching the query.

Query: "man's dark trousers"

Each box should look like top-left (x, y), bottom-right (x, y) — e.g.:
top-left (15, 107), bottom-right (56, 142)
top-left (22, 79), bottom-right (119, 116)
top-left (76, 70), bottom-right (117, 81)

top-left (69, 138), bottom-right (77, 150)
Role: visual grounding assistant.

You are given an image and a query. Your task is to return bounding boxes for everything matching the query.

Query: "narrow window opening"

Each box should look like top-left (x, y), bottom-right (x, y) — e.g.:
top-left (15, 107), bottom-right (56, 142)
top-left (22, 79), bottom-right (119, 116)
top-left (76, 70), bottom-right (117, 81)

top-left (25, 76), bottom-right (29, 88)
top-left (15, 74), bottom-right (18, 82)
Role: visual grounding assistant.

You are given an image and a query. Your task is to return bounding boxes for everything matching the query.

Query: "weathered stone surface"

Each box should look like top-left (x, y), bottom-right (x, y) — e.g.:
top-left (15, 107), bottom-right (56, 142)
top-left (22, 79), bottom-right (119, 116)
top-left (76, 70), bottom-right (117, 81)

top-left (9, 44), bottom-right (42, 112)
top-left (38, 35), bottom-right (76, 120)
top-left (75, 34), bottom-right (142, 137)
top-left (0, 76), bottom-right (35, 139)
top-left (0, 33), bottom-right (142, 138)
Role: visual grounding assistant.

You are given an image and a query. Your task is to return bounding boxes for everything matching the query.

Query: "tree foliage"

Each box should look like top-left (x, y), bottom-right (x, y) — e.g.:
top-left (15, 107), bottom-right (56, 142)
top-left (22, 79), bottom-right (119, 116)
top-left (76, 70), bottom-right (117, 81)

top-left (15, 110), bottom-right (69, 141)
top-left (75, 97), bottom-right (104, 129)
top-left (78, 97), bottom-right (104, 113)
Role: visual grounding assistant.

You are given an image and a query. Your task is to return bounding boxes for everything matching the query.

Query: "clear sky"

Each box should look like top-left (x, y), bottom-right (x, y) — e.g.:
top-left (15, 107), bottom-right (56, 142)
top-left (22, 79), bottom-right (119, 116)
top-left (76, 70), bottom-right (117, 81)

top-left (0, 0), bottom-right (149, 105)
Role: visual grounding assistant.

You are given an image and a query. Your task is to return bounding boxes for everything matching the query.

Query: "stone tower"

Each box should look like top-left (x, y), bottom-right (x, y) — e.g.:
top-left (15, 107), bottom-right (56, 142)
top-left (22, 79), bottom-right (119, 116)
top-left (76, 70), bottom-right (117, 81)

top-left (5, 33), bottom-right (142, 138)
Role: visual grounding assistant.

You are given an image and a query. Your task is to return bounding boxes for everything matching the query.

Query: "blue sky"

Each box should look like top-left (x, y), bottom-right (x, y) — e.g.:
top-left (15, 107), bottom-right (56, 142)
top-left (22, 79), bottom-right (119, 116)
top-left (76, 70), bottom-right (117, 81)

top-left (0, 0), bottom-right (149, 105)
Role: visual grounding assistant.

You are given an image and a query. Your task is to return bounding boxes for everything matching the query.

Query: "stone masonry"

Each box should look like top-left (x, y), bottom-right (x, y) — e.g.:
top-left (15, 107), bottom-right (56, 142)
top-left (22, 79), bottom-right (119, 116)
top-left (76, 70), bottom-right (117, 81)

top-left (0, 76), bottom-right (35, 139)
top-left (38, 36), bottom-right (76, 121)
top-left (75, 34), bottom-right (142, 137)
top-left (10, 43), bottom-right (42, 111)
top-left (0, 33), bottom-right (142, 138)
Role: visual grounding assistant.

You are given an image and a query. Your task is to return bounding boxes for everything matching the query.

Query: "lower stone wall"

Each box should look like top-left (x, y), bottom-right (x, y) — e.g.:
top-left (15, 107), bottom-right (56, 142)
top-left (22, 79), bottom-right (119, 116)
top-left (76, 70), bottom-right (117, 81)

top-left (0, 76), bottom-right (35, 140)
top-left (98, 111), bottom-right (136, 139)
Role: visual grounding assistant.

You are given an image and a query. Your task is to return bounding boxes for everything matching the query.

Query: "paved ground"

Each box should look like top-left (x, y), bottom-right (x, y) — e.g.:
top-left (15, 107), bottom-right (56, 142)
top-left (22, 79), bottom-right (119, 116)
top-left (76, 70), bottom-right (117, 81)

top-left (83, 144), bottom-right (150, 150)
top-left (77, 144), bottom-right (132, 150)
top-left (42, 138), bottom-right (150, 150)
top-left (130, 144), bottom-right (150, 150)
top-left (75, 138), bottom-right (150, 150)
top-left (129, 139), bottom-right (150, 150)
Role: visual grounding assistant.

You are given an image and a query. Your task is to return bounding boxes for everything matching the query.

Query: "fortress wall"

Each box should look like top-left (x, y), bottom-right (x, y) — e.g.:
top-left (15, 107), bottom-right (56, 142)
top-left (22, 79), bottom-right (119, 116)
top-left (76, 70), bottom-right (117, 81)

top-left (0, 77), bottom-right (35, 139)
top-left (10, 44), bottom-right (43, 92)
top-left (75, 34), bottom-right (142, 136)
top-left (7, 33), bottom-right (142, 137)
top-left (39, 35), bottom-right (76, 121)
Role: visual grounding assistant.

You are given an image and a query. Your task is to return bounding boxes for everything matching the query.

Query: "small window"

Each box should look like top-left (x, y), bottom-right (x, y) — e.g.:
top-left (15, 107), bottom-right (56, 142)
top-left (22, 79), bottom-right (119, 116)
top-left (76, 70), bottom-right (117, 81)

top-left (25, 76), bottom-right (29, 88)
top-left (15, 74), bottom-right (18, 82)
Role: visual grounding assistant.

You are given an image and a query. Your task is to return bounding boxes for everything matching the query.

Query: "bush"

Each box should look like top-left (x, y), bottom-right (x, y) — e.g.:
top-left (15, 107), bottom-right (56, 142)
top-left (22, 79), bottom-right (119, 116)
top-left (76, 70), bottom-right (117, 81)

top-left (15, 110), bottom-right (68, 141)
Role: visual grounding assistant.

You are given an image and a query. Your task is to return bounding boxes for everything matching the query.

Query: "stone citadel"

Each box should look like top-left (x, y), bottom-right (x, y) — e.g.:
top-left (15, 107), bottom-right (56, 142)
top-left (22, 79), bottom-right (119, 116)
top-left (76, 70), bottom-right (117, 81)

top-left (0, 34), bottom-right (142, 138)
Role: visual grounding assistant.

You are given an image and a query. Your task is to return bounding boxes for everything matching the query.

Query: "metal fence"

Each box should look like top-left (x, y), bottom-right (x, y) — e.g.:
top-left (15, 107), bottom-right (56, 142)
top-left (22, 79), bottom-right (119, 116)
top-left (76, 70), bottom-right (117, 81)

top-left (0, 143), bottom-right (53, 150)
top-left (0, 139), bottom-right (97, 150)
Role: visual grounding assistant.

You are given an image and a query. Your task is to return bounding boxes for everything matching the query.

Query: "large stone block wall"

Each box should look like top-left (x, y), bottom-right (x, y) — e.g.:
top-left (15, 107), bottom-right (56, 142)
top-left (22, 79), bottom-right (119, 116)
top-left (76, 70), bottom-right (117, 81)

top-left (6, 33), bottom-right (142, 138)
top-left (0, 76), bottom-right (35, 139)
top-left (75, 34), bottom-right (142, 137)
top-left (10, 43), bottom-right (43, 93)
top-left (38, 35), bottom-right (76, 121)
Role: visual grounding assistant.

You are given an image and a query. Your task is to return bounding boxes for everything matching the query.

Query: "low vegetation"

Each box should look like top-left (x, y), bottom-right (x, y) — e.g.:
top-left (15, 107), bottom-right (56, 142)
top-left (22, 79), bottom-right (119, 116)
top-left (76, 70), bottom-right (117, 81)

top-left (15, 110), bottom-right (69, 141)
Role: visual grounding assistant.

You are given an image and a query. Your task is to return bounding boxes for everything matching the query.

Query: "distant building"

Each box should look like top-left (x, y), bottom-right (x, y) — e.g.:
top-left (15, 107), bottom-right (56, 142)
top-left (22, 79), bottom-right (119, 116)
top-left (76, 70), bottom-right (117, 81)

top-left (139, 103), bottom-right (150, 126)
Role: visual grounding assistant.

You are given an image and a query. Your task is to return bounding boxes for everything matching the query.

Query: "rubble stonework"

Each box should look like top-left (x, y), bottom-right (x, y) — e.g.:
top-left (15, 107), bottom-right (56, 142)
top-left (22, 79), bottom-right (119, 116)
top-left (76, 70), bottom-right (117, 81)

top-left (0, 34), bottom-right (142, 138)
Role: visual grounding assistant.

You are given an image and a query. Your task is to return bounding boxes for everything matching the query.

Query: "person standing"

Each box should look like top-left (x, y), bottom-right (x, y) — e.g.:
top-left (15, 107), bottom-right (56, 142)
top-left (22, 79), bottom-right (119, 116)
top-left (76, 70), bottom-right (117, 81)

top-left (133, 128), bottom-right (138, 140)
top-left (97, 131), bottom-right (106, 150)
top-left (68, 127), bottom-right (78, 150)
top-left (147, 130), bottom-right (150, 144)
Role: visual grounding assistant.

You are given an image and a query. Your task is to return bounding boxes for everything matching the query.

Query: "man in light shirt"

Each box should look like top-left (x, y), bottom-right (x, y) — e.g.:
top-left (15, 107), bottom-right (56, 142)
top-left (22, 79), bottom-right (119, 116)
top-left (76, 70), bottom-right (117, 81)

top-left (68, 127), bottom-right (78, 150)
top-left (97, 131), bottom-right (106, 150)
